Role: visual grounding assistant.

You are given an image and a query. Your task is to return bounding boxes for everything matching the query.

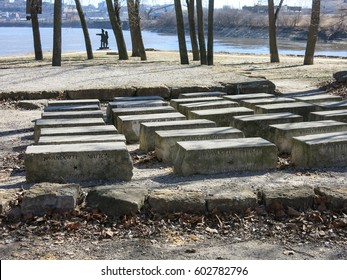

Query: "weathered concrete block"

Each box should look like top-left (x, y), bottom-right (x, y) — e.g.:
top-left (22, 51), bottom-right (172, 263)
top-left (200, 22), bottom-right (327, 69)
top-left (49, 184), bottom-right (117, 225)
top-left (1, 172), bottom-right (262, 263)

top-left (48, 99), bottom-right (100, 107)
top-left (136, 85), bottom-right (170, 99)
top-left (314, 100), bottom-right (347, 111)
top-left (291, 131), bottom-right (347, 168)
top-left (179, 91), bottom-right (227, 99)
top-left (86, 186), bottom-right (148, 218)
top-left (44, 104), bottom-right (100, 112)
top-left (34, 118), bottom-right (105, 143)
top-left (148, 190), bottom-right (206, 214)
top-left (173, 138), bottom-right (277, 176)
top-left (113, 96), bottom-right (163, 102)
top-left (231, 113), bottom-right (303, 138)
top-left (315, 186), bottom-right (347, 210)
top-left (255, 102), bottom-right (317, 121)
top-left (139, 119), bottom-right (216, 152)
top-left (38, 134), bottom-right (126, 145)
top-left (40, 125), bottom-right (118, 139)
top-left (178, 100), bottom-right (239, 116)
top-left (65, 88), bottom-right (135, 101)
top-left (117, 112), bottom-right (186, 143)
top-left (155, 127), bottom-right (244, 162)
top-left (223, 93), bottom-right (275, 101)
top-left (41, 110), bottom-right (103, 119)
top-left (240, 97), bottom-right (296, 109)
top-left (224, 80), bottom-right (276, 94)
top-left (269, 120), bottom-right (347, 153)
top-left (109, 106), bottom-right (174, 125)
top-left (188, 107), bottom-right (254, 126)
top-left (25, 142), bottom-right (133, 183)
top-left (309, 109), bottom-right (347, 122)
top-left (21, 183), bottom-right (81, 217)
top-left (170, 97), bottom-right (223, 110)
top-left (294, 94), bottom-right (342, 104)
top-left (206, 188), bottom-right (257, 213)
top-left (262, 185), bottom-right (315, 211)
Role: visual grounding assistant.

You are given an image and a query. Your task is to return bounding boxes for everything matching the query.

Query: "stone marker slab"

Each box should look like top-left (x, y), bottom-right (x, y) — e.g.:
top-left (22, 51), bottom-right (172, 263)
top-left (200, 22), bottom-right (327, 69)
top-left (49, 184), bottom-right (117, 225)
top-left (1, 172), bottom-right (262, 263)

top-left (188, 107), bottom-right (254, 126)
top-left (170, 97), bottom-right (223, 110)
top-left (223, 93), bottom-right (275, 101)
top-left (40, 125), bottom-right (118, 139)
top-left (34, 118), bottom-right (105, 143)
top-left (25, 142), bottom-right (133, 183)
top-left (291, 131), bottom-right (347, 168)
top-left (294, 94), bottom-right (342, 104)
top-left (117, 112), bottom-right (186, 143)
top-left (41, 110), bottom-right (103, 119)
top-left (155, 127), bottom-right (244, 162)
top-left (173, 138), bottom-right (277, 176)
top-left (113, 96), bottom-right (163, 102)
top-left (314, 100), bottom-right (347, 111)
top-left (231, 113), bottom-right (303, 138)
top-left (178, 100), bottom-right (239, 116)
top-left (139, 119), bottom-right (216, 152)
top-left (269, 120), bottom-right (347, 153)
top-left (109, 106), bottom-right (175, 125)
top-left (240, 97), bottom-right (296, 109)
top-left (38, 134), bottom-right (126, 145)
top-left (48, 99), bottom-right (100, 107)
top-left (44, 104), bottom-right (100, 112)
top-left (178, 91), bottom-right (227, 99)
top-left (255, 102), bottom-right (317, 121)
top-left (309, 109), bottom-right (347, 122)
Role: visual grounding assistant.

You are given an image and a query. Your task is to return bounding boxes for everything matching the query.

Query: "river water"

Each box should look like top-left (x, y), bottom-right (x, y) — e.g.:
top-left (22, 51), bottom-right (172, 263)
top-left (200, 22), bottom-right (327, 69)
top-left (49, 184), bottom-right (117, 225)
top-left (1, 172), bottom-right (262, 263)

top-left (0, 27), bottom-right (346, 57)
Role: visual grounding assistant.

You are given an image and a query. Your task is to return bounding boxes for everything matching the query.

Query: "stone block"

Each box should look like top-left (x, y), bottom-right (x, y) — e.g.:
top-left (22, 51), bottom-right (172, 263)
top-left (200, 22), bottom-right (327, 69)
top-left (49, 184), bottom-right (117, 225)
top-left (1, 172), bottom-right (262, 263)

top-left (240, 97), bottom-right (296, 109)
top-left (41, 110), bottom-right (103, 119)
top-left (139, 119), bottom-right (216, 152)
top-left (38, 134), bottom-right (126, 145)
top-left (269, 120), bottom-right (347, 153)
top-left (224, 80), bottom-right (276, 94)
top-left (178, 100), bottom-right (239, 116)
top-left (113, 96), bottom-right (163, 102)
top-left (21, 183), bottom-right (81, 217)
top-left (86, 186), bottom-right (148, 218)
top-left (44, 104), bottom-right (100, 112)
top-left (34, 118), bottom-right (105, 143)
top-left (48, 99), bottom-right (100, 107)
top-left (314, 100), bottom-right (347, 111)
top-left (255, 102), bottom-right (317, 121)
top-left (117, 112), bottom-right (186, 143)
top-left (291, 131), bottom-right (347, 168)
top-left (136, 85), bottom-right (170, 99)
top-left (178, 91), bottom-right (227, 99)
top-left (170, 97), bottom-right (223, 110)
top-left (25, 142), bottom-right (133, 183)
top-left (65, 88), bottom-right (135, 101)
top-left (188, 107), bottom-right (254, 126)
top-left (155, 127), bottom-right (244, 162)
top-left (223, 93), bottom-right (275, 101)
top-left (231, 113), bottom-right (303, 138)
top-left (294, 94), bottom-right (342, 104)
top-left (148, 190), bottom-right (206, 214)
top-left (173, 138), bottom-right (277, 176)
top-left (40, 125), bottom-right (118, 139)
top-left (309, 109), bottom-right (347, 122)
top-left (315, 186), bottom-right (347, 210)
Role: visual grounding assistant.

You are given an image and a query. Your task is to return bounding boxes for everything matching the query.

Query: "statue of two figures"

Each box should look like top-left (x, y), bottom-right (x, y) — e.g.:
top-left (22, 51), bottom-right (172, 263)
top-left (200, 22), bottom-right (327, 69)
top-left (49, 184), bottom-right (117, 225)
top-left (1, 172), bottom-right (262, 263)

top-left (96, 29), bottom-right (109, 50)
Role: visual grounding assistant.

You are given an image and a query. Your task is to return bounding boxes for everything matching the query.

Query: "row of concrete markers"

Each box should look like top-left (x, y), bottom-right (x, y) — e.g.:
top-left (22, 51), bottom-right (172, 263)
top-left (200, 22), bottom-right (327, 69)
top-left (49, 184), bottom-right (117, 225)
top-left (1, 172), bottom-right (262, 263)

top-left (25, 90), bottom-right (347, 182)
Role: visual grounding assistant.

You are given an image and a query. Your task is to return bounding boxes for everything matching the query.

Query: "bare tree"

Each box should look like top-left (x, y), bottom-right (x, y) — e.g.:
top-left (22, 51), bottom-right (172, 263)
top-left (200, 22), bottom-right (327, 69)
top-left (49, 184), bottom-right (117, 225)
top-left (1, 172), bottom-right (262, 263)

top-left (186, 0), bottom-right (200, 61)
top-left (174, 0), bottom-right (189, 64)
top-left (268, 0), bottom-right (284, 63)
top-left (304, 0), bottom-right (321, 65)
top-left (29, 0), bottom-right (43, 60)
top-left (127, 0), bottom-right (140, 57)
top-left (75, 0), bottom-right (93, 59)
top-left (207, 0), bottom-right (214, 65)
top-left (133, 0), bottom-right (147, 60)
top-left (106, 0), bottom-right (129, 60)
top-left (52, 0), bottom-right (62, 66)
top-left (196, 0), bottom-right (207, 65)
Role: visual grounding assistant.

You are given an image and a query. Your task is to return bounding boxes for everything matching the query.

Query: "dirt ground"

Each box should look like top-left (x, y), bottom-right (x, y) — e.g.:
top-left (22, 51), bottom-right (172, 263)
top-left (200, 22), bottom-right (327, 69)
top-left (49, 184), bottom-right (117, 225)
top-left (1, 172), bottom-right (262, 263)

top-left (0, 51), bottom-right (347, 260)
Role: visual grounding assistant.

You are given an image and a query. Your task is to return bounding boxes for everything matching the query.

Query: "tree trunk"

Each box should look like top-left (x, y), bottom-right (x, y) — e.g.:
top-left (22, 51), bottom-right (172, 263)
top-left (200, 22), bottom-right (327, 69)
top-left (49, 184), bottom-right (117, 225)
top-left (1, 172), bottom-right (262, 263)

top-left (174, 0), bottom-right (189, 64)
top-left (75, 0), bottom-right (93, 59)
top-left (127, 0), bottom-right (140, 57)
top-left (268, 0), bottom-right (279, 63)
top-left (30, 12), bottom-right (43, 61)
top-left (186, 0), bottom-right (200, 61)
top-left (196, 0), bottom-right (207, 65)
top-left (207, 0), bottom-right (214, 65)
top-left (304, 0), bottom-right (321, 65)
top-left (134, 0), bottom-right (147, 61)
top-left (52, 0), bottom-right (62, 66)
top-left (106, 0), bottom-right (129, 60)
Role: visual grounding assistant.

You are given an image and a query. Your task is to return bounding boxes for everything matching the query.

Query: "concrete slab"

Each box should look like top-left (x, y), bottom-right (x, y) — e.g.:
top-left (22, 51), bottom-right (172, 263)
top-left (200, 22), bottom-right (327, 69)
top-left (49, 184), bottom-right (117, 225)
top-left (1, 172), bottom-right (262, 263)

top-left (240, 97), bottom-right (296, 109)
top-left (34, 118), bottom-right (105, 143)
top-left (178, 100), bottom-right (239, 116)
top-left (25, 142), bottom-right (133, 183)
top-left (41, 110), bottom-right (103, 119)
top-left (155, 127), bottom-right (244, 162)
top-left (38, 134), bottom-right (126, 145)
top-left (170, 97), bottom-right (223, 110)
top-left (314, 100), bottom-right (347, 111)
top-left (255, 102), bottom-right (317, 121)
top-left (39, 125), bottom-right (118, 138)
top-left (309, 109), bottom-right (347, 122)
top-left (117, 112), bottom-right (186, 143)
top-left (47, 99), bottom-right (100, 107)
top-left (293, 94), bottom-right (342, 104)
top-left (44, 104), bottom-right (100, 112)
top-left (188, 107), bottom-right (254, 126)
top-left (291, 131), bottom-right (347, 168)
top-left (232, 112), bottom-right (303, 139)
top-left (223, 93), bottom-right (275, 101)
top-left (269, 120), bottom-right (347, 153)
top-left (139, 119), bottom-right (216, 152)
top-left (173, 138), bottom-right (277, 176)
top-left (178, 91), bottom-right (227, 99)
top-left (113, 96), bottom-right (164, 102)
